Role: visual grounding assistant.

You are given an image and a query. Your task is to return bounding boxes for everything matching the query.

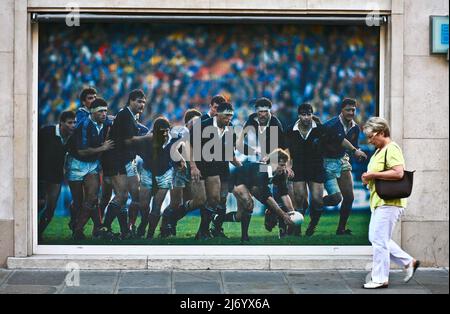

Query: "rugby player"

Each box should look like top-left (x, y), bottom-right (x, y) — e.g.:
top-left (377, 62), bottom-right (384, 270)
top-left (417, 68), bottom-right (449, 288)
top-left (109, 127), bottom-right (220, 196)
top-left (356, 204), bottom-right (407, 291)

top-left (199, 95), bottom-right (231, 238)
top-left (68, 87), bottom-right (98, 228)
top-left (235, 97), bottom-right (287, 236)
top-left (75, 87), bottom-right (117, 233)
top-left (99, 115), bottom-right (149, 239)
top-left (285, 104), bottom-right (339, 236)
top-left (237, 97), bottom-right (285, 160)
top-left (190, 102), bottom-right (242, 240)
top-left (322, 98), bottom-right (367, 235)
top-left (65, 98), bottom-right (114, 240)
top-left (76, 87), bottom-right (97, 127)
top-left (134, 116), bottom-right (184, 239)
top-left (38, 110), bottom-right (76, 241)
top-left (215, 149), bottom-right (295, 242)
top-left (127, 117), bottom-right (150, 237)
top-left (159, 109), bottom-right (206, 238)
top-left (100, 89), bottom-right (146, 239)
top-left (201, 95), bottom-right (226, 122)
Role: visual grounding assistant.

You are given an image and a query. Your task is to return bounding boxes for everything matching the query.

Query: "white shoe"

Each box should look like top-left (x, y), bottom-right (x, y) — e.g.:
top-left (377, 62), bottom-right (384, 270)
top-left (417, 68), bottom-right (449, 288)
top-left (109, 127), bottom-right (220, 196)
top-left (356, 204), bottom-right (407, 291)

top-left (363, 281), bottom-right (389, 289)
top-left (404, 260), bottom-right (420, 283)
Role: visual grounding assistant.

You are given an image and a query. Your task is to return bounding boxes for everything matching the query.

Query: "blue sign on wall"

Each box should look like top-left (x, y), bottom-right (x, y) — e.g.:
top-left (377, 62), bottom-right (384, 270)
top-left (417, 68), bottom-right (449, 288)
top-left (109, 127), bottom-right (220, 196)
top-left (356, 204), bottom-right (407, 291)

top-left (442, 24), bottom-right (449, 45)
top-left (431, 16), bottom-right (449, 54)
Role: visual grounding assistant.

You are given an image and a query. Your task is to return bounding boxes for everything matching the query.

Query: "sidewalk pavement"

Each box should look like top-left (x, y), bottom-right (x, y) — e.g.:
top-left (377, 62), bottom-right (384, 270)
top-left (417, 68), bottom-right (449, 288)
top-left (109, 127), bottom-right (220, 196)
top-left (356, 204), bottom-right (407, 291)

top-left (0, 268), bottom-right (448, 294)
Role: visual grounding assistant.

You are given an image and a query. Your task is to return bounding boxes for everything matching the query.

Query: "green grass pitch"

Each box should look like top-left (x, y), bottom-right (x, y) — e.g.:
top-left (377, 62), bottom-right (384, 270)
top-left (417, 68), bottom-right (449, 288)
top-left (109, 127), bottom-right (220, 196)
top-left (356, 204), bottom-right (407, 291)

top-left (40, 211), bottom-right (371, 246)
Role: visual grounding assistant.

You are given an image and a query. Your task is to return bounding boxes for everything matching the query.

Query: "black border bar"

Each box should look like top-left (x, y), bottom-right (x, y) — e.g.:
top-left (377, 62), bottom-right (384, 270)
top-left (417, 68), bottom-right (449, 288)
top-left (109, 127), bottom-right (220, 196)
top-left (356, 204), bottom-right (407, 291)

top-left (31, 13), bottom-right (388, 25)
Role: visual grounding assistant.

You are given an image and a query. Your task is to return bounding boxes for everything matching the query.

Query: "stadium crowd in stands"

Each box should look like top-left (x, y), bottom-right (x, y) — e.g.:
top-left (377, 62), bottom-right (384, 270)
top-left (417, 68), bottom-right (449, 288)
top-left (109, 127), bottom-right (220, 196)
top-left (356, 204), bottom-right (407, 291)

top-left (38, 23), bottom-right (379, 136)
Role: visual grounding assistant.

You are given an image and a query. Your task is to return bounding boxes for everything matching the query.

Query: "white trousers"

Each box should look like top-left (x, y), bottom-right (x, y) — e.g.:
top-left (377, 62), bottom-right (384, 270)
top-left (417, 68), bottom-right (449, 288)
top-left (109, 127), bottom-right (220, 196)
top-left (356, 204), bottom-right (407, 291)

top-left (368, 205), bottom-right (413, 283)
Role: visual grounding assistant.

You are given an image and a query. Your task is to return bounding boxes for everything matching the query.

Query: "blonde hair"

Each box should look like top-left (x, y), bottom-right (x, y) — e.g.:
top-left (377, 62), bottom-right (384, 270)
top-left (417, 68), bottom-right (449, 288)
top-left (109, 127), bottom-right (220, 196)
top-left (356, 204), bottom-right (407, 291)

top-left (363, 117), bottom-right (391, 137)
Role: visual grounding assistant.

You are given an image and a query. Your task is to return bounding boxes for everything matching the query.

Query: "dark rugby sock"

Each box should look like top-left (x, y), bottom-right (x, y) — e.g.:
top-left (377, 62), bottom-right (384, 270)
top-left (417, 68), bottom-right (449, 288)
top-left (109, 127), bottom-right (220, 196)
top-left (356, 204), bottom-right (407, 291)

top-left (75, 202), bottom-right (95, 232)
top-left (175, 201), bottom-right (190, 221)
top-left (147, 213), bottom-right (161, 238)
top-left (222, 212), bottom-right (237, 222)
top-left (198, 206), bottom-right (214, 232)
top-left (128, 202), bottom-right (140, 227)
top-left (90, 206), bottom-right (102, 230)
top-left (161, 206), bottom-right (174, 229)
top-left (103, 202), bottom-right (120, 231)
top-left (215, 204), bottom-right (227, 228)
top-left (240, 212), bottom-right (252, 239)
top-left (118, 209), bottom-right (129, 234)
top-left (69, 202), bottom-right (78, 227)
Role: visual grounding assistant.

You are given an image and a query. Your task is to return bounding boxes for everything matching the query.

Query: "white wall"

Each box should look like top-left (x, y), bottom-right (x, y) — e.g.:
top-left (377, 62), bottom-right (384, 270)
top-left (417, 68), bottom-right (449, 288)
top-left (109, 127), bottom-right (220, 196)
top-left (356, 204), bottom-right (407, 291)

top-left (401, 0), bottom-right (449, 266)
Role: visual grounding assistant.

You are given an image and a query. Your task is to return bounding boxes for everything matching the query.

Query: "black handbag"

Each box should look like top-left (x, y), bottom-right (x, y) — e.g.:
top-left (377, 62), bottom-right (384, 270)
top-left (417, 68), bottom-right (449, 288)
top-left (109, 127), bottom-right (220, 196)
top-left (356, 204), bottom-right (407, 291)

top-left (374, 147), bottom-right (415, 200)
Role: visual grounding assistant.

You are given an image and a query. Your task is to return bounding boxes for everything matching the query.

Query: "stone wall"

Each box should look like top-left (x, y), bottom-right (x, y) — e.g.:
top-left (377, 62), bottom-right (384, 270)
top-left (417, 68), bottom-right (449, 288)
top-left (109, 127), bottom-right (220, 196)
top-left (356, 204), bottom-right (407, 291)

top-left (0, 0), bottom-right (15, 267)
top-left (401, 0), bottom-right (449, 266)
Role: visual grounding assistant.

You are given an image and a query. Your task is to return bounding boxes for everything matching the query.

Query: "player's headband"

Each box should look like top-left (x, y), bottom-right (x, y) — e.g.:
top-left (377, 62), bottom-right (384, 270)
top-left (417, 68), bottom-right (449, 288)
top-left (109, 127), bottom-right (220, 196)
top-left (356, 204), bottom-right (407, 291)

top-left (218, 109), bottom-right (234, 115)
top-left (90, 106), bottom-right (108, 113)
top-left (256, 106), bottom-right (271, 112)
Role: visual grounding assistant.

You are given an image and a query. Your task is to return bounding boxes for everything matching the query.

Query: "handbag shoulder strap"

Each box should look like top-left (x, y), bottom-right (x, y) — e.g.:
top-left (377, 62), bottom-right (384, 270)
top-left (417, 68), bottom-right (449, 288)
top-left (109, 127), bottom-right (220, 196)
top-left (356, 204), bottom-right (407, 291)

top-left (383, 145), bottom-right (389, 171)
top-left (383, 143), bottom-right (413, 173)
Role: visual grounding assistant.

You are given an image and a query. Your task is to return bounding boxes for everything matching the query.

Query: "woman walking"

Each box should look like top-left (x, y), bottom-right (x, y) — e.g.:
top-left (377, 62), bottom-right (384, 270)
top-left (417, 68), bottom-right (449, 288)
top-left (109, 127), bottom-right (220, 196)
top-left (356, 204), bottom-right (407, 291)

top-left (361, 117), bottom-right (420, 289)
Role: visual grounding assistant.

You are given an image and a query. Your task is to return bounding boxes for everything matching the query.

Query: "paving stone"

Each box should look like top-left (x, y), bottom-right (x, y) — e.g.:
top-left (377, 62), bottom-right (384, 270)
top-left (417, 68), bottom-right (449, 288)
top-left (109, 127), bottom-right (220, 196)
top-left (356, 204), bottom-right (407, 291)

top-left (411, 270), bottom-right (449, 294)
top-left (412, 269), bottom-right (449, 284)
top-left (77, 271), bottom-right (118, 286)
top-left (339, 271), bottom-right (430, 294)
top-left (290, 284), bottom-right (353, 294)
top-left (417, 284), bottom-right (448, 294)
top-left (174, 271), bottom-right (221, 282)
top-left (6, 270), bottom-right (67, 286)
top-left (0, 269), bottom-right (10, 285)
top-left (0, 269), bottom-right (446, 294)
top-left (337, 270), bottom-right (381, 283)
top-left (0, 285), bottom-right (58, 294)
top-left (174, 281), bottom-right (222, 294)
top-left (285, 271), bottom-right (343, 284)
top-left (224, 283), bottom-right (291, 294)
top-left (341, 270), bottom-right (429, 285)
top-left (60, 285), bottom-right (115, 294)
top-left (222, 271), bottom-right (285, 284)
top-left (338, 270), bottom-right (373, 278)
top-left (351, 287), bottom-right (430, 294)
top-left (287, 271), bottom-right (352, 294)
top-left (118, 271), bottom-right (170, 288)
top-left (117, 287), bottom-right (171, 294)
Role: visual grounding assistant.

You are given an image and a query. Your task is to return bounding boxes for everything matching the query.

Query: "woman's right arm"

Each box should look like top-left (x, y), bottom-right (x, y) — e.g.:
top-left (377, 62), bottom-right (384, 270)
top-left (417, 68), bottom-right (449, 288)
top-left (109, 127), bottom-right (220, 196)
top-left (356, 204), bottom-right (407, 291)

top-left (369, 165), bottom-right (404, 181)
top-left (362, 164), bottom-right (404, 183)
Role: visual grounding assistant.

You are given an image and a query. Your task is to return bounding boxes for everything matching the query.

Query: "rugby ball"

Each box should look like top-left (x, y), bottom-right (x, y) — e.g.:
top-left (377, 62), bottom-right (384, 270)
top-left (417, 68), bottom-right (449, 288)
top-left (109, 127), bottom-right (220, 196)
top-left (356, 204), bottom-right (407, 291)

top-left (288, 211), bottom-right (304, 226)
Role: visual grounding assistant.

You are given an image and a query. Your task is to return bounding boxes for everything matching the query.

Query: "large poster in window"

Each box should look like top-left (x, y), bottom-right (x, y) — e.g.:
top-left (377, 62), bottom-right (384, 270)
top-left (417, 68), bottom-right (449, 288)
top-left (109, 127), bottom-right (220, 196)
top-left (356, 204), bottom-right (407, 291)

top-left (37, 22), bottom-right (379, 245)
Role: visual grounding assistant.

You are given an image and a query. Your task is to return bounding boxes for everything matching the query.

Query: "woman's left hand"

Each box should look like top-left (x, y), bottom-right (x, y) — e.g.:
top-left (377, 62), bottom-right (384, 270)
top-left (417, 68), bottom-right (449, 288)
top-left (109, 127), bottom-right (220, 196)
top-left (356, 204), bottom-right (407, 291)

top-left (361, 172), bottom-right (374, 185)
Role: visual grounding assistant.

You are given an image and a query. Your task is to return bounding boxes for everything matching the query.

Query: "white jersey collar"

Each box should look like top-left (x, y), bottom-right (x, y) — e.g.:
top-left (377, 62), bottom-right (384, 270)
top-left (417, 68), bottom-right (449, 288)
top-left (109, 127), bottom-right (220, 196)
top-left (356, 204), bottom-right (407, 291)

top-left (293, 120), bottom-right (317, 140)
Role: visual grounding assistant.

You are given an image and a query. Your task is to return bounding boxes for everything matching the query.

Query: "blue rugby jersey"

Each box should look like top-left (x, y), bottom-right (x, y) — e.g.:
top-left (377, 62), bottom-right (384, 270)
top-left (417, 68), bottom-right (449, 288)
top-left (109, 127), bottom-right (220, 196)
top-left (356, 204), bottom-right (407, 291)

top-left (67, 117), bottom-right (109, 162)
top-left (322, 115), bottom-right (360, 159)
top-left (200, 112), bottom-right (213, 121)
top-left (75, 107), bottom-right (90, 128)
top-left (137, 121), bottom-right (149, 136)
top-left (138, 136), bottom-right (180, 176)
